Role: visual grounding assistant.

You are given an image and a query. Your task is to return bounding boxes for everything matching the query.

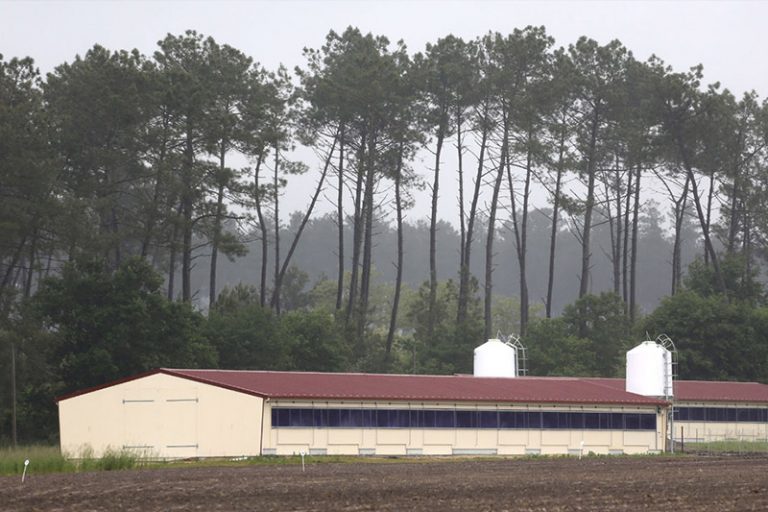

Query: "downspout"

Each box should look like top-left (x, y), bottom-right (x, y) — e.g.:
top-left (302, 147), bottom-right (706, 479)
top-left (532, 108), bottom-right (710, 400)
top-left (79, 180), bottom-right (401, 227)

top-left (260, 397), bottom-right (269, 456)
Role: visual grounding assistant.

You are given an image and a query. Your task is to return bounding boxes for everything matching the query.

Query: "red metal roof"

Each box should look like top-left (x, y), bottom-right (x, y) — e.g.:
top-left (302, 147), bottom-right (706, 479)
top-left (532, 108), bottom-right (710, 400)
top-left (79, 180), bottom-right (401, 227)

top-left (583, 378), bottom-right (768, 403)
top-left (158, 369), bottom-right (666, 406)
top-left (57, 369), bottom-right (768, 406)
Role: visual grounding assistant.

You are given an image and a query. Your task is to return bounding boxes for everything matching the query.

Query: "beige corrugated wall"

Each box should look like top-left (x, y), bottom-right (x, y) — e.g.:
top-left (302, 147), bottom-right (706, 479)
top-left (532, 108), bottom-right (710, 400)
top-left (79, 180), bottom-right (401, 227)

top-left (58, 373), bottom-right (264, 459)
top-left (672, 401), bottom-right (768, 444)
top-left (263, 400), bottom-right (666, 456)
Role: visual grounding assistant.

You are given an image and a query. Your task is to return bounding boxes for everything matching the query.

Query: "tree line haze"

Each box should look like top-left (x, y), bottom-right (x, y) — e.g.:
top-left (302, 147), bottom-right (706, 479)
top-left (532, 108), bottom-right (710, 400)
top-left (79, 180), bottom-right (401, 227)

top-left (2, 26), bottom-right (768, 445)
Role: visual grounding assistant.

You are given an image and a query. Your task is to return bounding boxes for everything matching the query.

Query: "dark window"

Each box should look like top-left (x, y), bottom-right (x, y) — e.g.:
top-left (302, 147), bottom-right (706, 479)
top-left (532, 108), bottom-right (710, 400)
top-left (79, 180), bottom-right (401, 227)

top-left (270, 408), bottom-right (657, 431)
top-left (421, 410), bottom-right (436, 428)
top-left (313, 409), bottom-right (328, 427)
top-left (584, 413), bottom-right (600, 429)
top-left (640, 415), bottom-right (656, 430)
top-left (455, 411), bottom-right (476, 428)
top-left (624, 414), bottom-right (640, 430)
top-left (287, 409), bottom-right (305, 427)
top-left (499, 411), bottom-right (527, 429)
top-left (327, 409), bottom-right (340, 427)
top-left (375, 409), bottom-right (390, 428)
top-left (435, 410), bottom-right (455, 428)
top-left (479, 411), bottom-right (498, 429)
top-left (610, 413), bottom-right (624, 430)
top-left (542, 412), bottom-right (559, 429)
top-left (272, 409), bottom-right (287, 427)
top-left (339, 409), bottom-right (361, 427)
top-left (390, 409), bottom-right (409, 428)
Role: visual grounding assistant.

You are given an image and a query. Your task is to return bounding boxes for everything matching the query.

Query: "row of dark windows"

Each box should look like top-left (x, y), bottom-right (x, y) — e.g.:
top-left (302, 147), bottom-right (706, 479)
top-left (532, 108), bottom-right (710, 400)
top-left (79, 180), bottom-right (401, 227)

top-left (674, 407), bottom-right (768, 423)
top-left (271, 408), bottom-right (657, 431)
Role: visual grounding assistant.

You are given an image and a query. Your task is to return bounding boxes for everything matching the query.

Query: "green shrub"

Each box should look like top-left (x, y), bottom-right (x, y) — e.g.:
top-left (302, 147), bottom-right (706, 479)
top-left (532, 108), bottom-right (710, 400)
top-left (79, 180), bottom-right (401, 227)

top-left (0, 445), bottom-right (69, 476)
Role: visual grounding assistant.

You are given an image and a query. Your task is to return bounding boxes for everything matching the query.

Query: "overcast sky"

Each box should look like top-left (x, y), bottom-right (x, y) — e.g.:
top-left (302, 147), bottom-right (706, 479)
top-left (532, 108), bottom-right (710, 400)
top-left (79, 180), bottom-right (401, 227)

top-left (3, 0), bottom-right (766, 96)
top-left (2, 0), bottom-right (767, 221)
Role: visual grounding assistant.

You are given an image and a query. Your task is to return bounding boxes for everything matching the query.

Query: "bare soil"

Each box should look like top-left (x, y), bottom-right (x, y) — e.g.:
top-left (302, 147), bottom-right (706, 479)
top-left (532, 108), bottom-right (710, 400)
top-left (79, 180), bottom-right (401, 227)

top-left (2, 456), bottom-right (767, 511)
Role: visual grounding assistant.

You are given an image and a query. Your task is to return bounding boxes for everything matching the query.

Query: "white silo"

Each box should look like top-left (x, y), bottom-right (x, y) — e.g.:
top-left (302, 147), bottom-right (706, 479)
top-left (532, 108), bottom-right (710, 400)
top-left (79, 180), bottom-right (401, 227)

top-left (474, 339), bottom-right (517, 378)
top-left (625, 340), bottom-right (674, 398)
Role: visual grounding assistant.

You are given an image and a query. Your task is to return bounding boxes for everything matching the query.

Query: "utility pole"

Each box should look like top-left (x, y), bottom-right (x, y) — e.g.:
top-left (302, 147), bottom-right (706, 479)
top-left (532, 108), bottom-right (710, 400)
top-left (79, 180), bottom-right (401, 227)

top-left (11, 341), bottom-right (18, 447)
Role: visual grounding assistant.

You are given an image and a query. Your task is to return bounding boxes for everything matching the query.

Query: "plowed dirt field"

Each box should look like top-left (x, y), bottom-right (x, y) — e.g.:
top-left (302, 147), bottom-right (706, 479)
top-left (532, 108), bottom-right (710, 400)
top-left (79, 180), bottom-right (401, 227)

top-left (2, 456), bottom-right (767, 511)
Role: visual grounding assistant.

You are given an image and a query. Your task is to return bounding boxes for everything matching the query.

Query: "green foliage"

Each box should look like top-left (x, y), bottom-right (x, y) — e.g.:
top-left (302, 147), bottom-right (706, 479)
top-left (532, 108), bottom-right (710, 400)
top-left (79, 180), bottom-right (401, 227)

top-left (640, 290), bottom-right (768, 381)
top-left (561, 292), bottom-right (630, 376)
top-left (32, 257), bottom-right (216, 393)
top-left (684, 254), bottom-right (764, 304)
top-left (207, 284), bottom-right (350, 372)
top-left (4, 27), bottom-right (768, 446)
top-left (95, 447), bottom-right (140, 471)
top-left (0, 445), bottom-right (139, 475)
top-left (526, 318), bottom-right (593, 376)
top-left (405, 279), bottom-right (483, 374)
top-left (278, 266), bottom-right (311, 312)
top-left (0, 445), bottom-right (68, 475)
top-left (683, 440), bottom-right (768, 454)
top-left (207, 290), bottom-right (288, 370)
top-left (280, 310), bottom-right (349, 372)
top-left (527, 292), bottom-right (629, 377)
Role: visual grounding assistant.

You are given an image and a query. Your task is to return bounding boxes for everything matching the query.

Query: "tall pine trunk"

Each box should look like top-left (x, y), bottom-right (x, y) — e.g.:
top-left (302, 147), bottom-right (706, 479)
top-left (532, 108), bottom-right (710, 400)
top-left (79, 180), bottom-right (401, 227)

top-left (141, 110), bottom-right (170, 259)
top-left (345, 133), bottom-right (366, 325)
top-left (704, 173), bottom-right (715, 266)
top-left (335, 125), bottom-right (345, 311)
top-left (456, 107), bottom-right (466, 311)
top-left (612, 166), bottom-right (623, 295)
top-left (428, 125), bottom-right (446, 341)
top-left (671, 174), bottom-right (690, 296)
top-left (484, 118), bottom-right (509, 339)
top-left (386, 143), bottom-right (405, 363)
top-left (272, 143), bottom-right (281, 314)
top-left (546, 120), bottom-right (566, 318)
top-left (271, 133), bottom-right (338, 308)
top-left (622, 169), bottom-right (632, 306)
top-left (578, 107), bottom-right (600, 303)
top-left (357, 133), bottom-right (377, 347)
top-left (674, 130), bottom-right (726, 292)
top-left (167, 201), bottom-right (183, 301)
top-left (458, 103), bottom-right (490, 324)
top-left (181, 126), bottom-right (195, 303)
top-left (629, 166), bottom-right (641, 323)
top-left (209, 140), bottom-right (227, 308)
top-left (505, 137), bottom-right (531, 336)
top-left (252, 152), bottom-right (268, 307)
top-left (575, 104), bottom-right (602, 338)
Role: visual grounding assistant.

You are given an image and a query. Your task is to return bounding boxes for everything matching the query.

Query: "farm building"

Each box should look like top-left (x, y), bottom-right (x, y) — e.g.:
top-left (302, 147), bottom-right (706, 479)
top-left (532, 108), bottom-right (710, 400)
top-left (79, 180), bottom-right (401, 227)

top-left (592, 378), bottom-right (768, 444)
top-left (56, 339), bottom-right (768, 459)
top-left (57, 369), bottom-right (667, 458)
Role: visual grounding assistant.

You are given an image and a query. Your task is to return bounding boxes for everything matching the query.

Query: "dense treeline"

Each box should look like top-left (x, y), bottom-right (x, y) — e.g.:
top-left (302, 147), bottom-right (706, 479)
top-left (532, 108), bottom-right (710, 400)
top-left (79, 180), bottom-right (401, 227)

top-left (2, 27), bottom-right (768, 444)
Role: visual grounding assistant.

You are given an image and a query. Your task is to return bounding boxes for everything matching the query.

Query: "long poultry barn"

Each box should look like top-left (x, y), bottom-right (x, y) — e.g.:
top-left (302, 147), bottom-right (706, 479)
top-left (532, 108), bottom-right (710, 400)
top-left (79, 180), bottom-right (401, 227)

top-left (58, 369), bottom-right (669, 458)
top-left (57, 338), bottom-right (768, 459)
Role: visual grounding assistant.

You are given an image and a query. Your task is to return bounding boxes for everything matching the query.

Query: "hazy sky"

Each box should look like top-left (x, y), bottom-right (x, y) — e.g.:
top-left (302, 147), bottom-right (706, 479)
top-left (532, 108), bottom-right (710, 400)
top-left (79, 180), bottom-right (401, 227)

top-left (3, 0), bottom-right (766, 96)
top-left (2, 0), bottom-right (767, 221)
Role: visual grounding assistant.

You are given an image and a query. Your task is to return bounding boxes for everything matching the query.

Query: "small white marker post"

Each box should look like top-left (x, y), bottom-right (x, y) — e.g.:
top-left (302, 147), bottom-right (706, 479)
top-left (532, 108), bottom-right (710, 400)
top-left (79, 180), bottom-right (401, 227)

top-left (299, 451), bottom-right (306, 473)
top-left (579, 441), bottom-right (585, 460)
top-left (21, 459), bottom-right (29, 483)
